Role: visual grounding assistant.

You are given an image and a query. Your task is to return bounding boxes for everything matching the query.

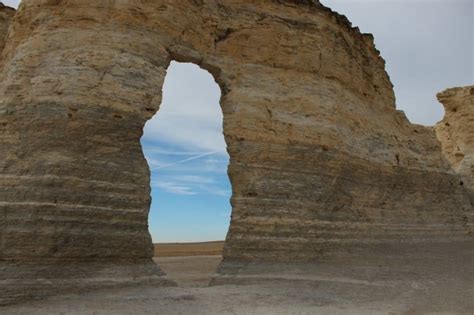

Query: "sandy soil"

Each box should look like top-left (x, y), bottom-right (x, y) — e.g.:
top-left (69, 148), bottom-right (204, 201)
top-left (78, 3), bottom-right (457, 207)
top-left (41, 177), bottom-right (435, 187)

top-left (2, 241), bottom-right (473, 314)
top-left (154, 255), bottom-right (222, 287)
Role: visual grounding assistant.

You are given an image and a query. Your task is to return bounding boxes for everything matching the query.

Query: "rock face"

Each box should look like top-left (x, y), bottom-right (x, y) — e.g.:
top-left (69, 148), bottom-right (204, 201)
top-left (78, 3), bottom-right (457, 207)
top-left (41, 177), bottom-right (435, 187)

top-left (436, 86), bottom-right (474, 205)
top-left (0, 0), bottom-right (472, 304)
top-left (0, 3), bottom-right (14, 52)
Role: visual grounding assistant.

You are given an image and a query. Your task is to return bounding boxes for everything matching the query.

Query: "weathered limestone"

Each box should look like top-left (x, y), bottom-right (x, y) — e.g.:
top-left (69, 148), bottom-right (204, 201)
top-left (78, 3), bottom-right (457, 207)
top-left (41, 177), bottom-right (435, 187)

top-left (0, 0), bottom-right (472, 304)
top-left (0, 3), bottom-right (14, 52)
top-left (436, 86), bottom-right (474, 205)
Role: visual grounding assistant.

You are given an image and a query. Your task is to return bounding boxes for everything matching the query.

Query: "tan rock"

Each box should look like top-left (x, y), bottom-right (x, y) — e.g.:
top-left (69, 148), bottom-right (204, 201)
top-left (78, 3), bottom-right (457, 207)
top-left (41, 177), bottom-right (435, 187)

top-left (0, 0), bottom-right (472, 304)
top-left (436, 86), bottom-right (474, 205)
top-left (0, 3), bottom-right (14, 54)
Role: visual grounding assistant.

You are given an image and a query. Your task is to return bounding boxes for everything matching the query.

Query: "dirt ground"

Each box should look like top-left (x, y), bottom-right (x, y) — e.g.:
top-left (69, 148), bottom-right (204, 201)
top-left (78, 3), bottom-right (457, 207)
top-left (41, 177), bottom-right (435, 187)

top-left (155, 255), bottom-right (222, 287)
top-left (1, 241), bottom-right (473, 314)
top-left (154, 241), bottom-right (224, 257)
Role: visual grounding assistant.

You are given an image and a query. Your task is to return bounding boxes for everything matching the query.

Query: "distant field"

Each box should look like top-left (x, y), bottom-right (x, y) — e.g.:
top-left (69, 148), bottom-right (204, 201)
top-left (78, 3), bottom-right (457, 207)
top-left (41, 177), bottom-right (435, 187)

top-left (154, 241), bottom-right (224, 257)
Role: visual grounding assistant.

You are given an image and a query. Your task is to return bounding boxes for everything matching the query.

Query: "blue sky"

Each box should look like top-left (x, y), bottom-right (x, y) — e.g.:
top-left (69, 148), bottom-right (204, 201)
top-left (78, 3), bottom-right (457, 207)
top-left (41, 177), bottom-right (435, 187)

top-left (141, 63), bottom-right (230, 242)
top-left (3, 0), bottom-right (472, 242)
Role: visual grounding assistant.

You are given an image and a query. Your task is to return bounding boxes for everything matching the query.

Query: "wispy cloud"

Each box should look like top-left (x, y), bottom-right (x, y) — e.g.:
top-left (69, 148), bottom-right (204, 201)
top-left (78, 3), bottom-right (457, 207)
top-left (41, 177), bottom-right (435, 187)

top-left (202, 186), bottom-right (232, 197)
top-left (140, 63), bottom-right (231, 205)
top-left (153, 151), bottom-right (223, 170)
top-left (144, 148), bottom-right (229, 174)
top-left (151, 173), bottom-right (231, 197)
top-left (173, 175), bottom-right (216, 184)
top-left (145, 156), bottom-right (164, 169)
top-left (141, 61), bottom-right (227, 152)
top-left (143, 148), bottom-right (222, 156)
top-left (151, 181), bottom-right (197, 195)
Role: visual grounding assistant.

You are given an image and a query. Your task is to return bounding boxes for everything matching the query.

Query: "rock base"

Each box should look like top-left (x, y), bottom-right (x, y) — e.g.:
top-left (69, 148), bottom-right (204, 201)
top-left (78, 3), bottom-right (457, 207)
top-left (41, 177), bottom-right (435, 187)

top-left (0, 259), bottom-right (176, 305)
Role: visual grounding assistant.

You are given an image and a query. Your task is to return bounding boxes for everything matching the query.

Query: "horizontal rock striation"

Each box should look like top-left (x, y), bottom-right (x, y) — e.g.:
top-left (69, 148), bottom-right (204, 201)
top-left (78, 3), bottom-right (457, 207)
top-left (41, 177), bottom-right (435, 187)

top-left (436, 86), bottom-right (474, 206)
top-left (0, 3), bottom-right (14, 54)
top-left (0, 0), bottom-right (472, 304)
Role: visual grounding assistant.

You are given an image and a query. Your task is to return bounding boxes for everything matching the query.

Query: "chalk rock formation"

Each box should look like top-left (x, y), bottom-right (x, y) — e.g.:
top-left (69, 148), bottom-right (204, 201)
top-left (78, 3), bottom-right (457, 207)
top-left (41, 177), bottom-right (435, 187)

top-left (436, 86), bottom-right (474, 205)
top-left (0, 0), bottom-right (472, 304)
top-left (0, 3), bottom-right (14, 52)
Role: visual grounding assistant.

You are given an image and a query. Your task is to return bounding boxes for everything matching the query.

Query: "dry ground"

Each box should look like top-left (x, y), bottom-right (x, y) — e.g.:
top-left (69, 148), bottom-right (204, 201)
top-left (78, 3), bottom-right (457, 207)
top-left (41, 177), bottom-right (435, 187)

top-left (155, 255), bottom-right (222, 287)
top-left (154, 241), bottom-right (224, 257)
top-left (1, 241), bottom-right (473, 314)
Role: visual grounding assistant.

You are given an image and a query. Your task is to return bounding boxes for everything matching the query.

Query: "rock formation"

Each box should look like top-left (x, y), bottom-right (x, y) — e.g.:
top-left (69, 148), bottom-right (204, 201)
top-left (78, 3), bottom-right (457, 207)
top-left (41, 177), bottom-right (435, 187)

top-left (436, 86), bottom-right (474, 206)
top-left (0, 0), bottom-right (472, 304)
top-left (0, 3), bottom-right (14, 52)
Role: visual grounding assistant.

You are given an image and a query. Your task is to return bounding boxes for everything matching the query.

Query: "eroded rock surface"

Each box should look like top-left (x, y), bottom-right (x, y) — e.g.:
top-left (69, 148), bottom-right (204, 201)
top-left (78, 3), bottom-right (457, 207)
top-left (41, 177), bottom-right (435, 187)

top-left (0, 3), bottom-right (14, 52)
top-left (436, 86), bottom-right (474, 205)
top-left (0, 0), bottom-right (472, 304)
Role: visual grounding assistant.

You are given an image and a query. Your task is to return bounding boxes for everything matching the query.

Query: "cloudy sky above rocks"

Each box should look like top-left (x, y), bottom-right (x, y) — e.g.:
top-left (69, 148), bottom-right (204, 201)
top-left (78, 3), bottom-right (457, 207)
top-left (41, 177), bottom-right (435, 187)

top-left (4, 0), bottom-right (472, 242)
top-left (322, 0), bottom-right (473, 125)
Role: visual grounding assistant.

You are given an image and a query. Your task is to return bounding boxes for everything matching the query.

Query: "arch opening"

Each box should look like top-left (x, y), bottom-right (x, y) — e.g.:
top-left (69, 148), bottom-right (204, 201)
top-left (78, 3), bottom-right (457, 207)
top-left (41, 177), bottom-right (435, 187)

top-left (141, 61), bottom-right (231, 286)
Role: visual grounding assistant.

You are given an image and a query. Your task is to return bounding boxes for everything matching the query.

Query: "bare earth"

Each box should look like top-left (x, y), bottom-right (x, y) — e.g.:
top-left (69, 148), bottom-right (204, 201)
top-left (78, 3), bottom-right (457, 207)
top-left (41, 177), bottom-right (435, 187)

top-left (154, 241), bottom-right (224, 257)
top-left (1, 241), bottom-right (473, 315)
top-left (155, 255), bottom-right (222, 287)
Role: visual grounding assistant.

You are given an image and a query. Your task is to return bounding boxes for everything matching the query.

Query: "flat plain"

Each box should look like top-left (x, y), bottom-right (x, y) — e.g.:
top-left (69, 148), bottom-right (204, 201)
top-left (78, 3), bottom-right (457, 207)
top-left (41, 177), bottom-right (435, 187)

top-left (154, 241), bottom-right (224, 257)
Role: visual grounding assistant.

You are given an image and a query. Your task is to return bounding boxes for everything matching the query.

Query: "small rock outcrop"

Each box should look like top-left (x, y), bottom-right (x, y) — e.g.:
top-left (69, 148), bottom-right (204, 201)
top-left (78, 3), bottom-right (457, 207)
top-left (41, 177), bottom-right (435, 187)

top-left (436, 86), bottom-right (474, 205)
top-left (0, 0), bottom-right (472, 304)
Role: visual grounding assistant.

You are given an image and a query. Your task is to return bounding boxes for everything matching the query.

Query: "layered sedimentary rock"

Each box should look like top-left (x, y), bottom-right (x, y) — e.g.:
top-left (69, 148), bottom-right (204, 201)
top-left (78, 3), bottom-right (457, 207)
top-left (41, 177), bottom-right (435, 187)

top-left (0, 3), bottom-right (14, 52)
top-left (436, 86), bottom-right (474, 205)
top-left (0, 0), bottom-right (472, 304)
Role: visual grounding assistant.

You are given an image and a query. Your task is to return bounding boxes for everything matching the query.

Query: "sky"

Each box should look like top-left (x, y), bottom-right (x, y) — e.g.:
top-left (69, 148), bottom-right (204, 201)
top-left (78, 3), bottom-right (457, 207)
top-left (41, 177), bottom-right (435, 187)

top-left (321, 0), bottom-right (473, 125)
top-left (141, 62), bottom-right (230, 242)
top-left (4, 1), bottom-right (472, 242)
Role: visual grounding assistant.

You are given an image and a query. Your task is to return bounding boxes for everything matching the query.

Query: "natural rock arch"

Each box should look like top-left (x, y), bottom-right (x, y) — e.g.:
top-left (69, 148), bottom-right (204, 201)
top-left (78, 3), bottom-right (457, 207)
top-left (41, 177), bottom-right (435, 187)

top-left (0, 0), bottom-right (472, 304)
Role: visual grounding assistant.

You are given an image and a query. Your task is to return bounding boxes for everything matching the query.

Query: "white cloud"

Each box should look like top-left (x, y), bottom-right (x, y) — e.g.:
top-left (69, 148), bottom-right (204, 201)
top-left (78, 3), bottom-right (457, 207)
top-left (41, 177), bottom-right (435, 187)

top-left (150, 160), bottom-right (228, 174)
top-left (151, 181), bottom-right (197, 195)
top-left (320, 0), bottom-right (473, 126)
top-left (201, 186), bottom-right (232, 197)
top-left (144, 156), bottom-right (164, 170)
top-left (142, 61), bottom-right (227, 153)
top-left (143, 148), bottom-right (218, 156)
top-left (152, 151), bottom-right (223, 170)
top-left (172, 175), bottom-right (216, 184)
top-left (151, 174), bottom-right (230, 197)
top-left (3, 0), bottom-right (20, 8)
top-left (143, 146), bottom-right (229, 176)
